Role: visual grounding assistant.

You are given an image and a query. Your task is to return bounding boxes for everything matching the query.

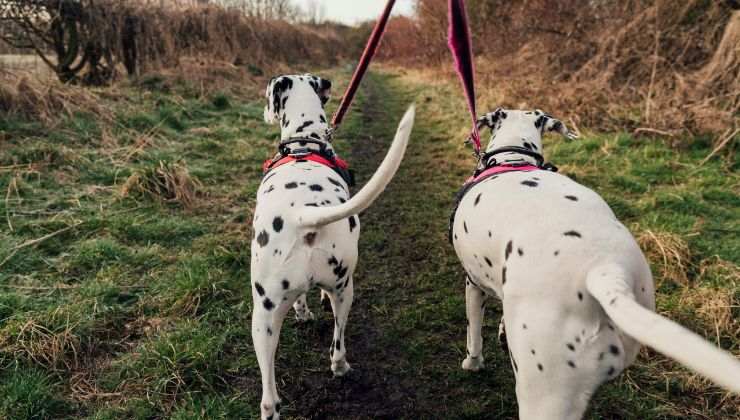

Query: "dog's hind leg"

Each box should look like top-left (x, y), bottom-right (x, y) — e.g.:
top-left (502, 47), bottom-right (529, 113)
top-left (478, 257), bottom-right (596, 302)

top-left (252, 286), bottom-right (294, 420)
top-left (326, 276), bottom-right (354, 376)
top-left (292, 293), bottom-right (315, 321)
top-left (462, 276), bottom-right (488, 371)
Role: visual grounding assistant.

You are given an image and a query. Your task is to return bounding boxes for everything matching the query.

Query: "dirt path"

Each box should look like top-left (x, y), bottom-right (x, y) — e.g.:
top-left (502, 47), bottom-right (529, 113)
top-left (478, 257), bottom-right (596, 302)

top-left (277, 71), bottom-right (517, 419)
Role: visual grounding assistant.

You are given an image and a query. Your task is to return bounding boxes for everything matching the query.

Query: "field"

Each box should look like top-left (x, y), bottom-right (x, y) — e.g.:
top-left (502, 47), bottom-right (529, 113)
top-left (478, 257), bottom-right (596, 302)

top-left (0, 64), bottom-right (737, 419)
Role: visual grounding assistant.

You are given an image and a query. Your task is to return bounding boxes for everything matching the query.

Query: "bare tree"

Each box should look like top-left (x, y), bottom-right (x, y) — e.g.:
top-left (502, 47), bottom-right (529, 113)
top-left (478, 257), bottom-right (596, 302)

top-left (211, 0), bottom-right (301, 21)
top-left (302, 0), bottom-right (326, 25)
top-left (0, 0), bottom-right (118, 84)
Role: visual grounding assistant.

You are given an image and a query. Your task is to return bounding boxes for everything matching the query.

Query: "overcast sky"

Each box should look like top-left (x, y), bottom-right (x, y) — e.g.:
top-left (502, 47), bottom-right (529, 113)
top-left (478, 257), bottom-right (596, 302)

top-left (305, 0), bottom-right (416, 24)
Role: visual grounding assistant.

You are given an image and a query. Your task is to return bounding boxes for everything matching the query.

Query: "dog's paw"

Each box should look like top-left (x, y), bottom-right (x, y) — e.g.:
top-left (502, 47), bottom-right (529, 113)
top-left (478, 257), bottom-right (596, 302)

top-left (331, 359), bottom-right (352, 377)
top-left (260, 401), bottom-right (280, 420)
top-left (462, 355), bottom-right (485, 371)
top-left (294, 309), bottom-right (315, 322)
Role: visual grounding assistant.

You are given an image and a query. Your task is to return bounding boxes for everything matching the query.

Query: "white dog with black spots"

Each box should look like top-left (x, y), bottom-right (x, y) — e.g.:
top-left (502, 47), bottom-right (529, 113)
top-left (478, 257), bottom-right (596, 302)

top-left (451, 108), bottom-right (740, 419)
top-left (251, 73), bottom-right (415, 420)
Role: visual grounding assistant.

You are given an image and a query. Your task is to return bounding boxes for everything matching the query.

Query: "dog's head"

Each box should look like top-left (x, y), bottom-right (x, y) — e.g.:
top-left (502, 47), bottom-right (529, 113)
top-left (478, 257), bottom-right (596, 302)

top-left (264, 74), bottom-right (332, 124)
top-left (477, 108), bottom-right (578, 153)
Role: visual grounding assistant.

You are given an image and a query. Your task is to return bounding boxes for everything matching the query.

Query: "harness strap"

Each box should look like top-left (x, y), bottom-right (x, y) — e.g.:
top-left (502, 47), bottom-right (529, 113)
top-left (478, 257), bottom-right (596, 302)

top-left (262, 139), bottom-right (355, 187)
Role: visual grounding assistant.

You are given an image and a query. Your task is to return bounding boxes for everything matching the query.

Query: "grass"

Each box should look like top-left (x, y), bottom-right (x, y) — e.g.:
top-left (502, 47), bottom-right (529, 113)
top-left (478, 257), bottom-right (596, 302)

top-left (0, 67), bottom-right (737, 419)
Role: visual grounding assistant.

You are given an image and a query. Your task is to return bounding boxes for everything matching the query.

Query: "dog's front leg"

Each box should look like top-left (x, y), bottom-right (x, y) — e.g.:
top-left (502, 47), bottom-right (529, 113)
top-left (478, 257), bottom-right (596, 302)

top-left (462, 277), bottom-right (487, 371)
top-left (252, 289), bottom-right (293, 420)
top-left (326, 276), bottom-right (354, 376)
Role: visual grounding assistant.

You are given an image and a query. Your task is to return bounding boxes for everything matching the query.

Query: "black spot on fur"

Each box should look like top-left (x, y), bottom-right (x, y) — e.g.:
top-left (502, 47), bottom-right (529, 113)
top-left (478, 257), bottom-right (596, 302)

top-left (320, 114), bottom-right (327, 123)
top-left (538, 363), bottom-right (543, 371)
top-left (254, 282), bottom-right (265, 296)
top-left (328, 177), bottom-right (343, 188)
top-left (608, 366), bottom-right (615, 376)
top-left (563, 230), bottom-right (582, 238)
top-left (273, 217), bottom-right (284, 233)
top-left (502, 266), bottom-right (507, 284)
top-left (523, 142), bottom-right (533, 150)
top-left (338, 197), bottom-right (346, 203)
top-left (567, 343), bottom-right (575, 351)
top-left (534, 115), bottom-right (546, 129)
top-left (554, 250), bottom-right (560, 256)
top-left (285, 182), bottom-right (298, 189)
top-left (304, 232), bottom-right (316, 246)
top-left (263, 298), bottom-right (275, 310)
top-left (266, 327), bottom-right (272, 336)
top-left (609, 345), bottom-right (620, 356)
top-left (578, 292), bottom-right (584, 301)
top-left (257, 230), bottom-right (269, 247)
top-left (282, 279), bottom-right (290, 290)
top-left (484, 257), bottom-right (493, 267)
top-left (517, 247), bottom-right (523, 256)
top-left (309, 184), bottom-right (323, 192)
top-left (531, 349), bottom-right (536, 355)
top-left (568, 360), bottom-right (576, 368)
top-left (474, 193), bottom-right (482, 206)
top-left (328, 256), bottom-right (338, 266)
top-left (521, 180), bottom-right (539, 187)
top-left (488, 231), bottom-right (492, 238)
top-left (305, 203), bottom-right (319, 207)
top-left (348, 216), bottom-right (357, 232)
top-left (505, 240), bottom-right (513, 260)
top-left (565, 195), bottom-right (579, 201)
top-left (464, 222), bottom-right (468, 234)
top-left (296, 120), bottom-right (314, 133)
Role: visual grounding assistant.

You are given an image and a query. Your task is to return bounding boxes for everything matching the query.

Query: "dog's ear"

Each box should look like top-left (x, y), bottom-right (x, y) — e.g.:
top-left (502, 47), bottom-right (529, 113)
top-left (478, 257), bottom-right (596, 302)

top-left (533, 110), bottom-right (578, 140)
top-left (476, 108), bottom-right (506, 131)
top-left (308, 75), bottom-right (332, 106)
top-left (264, 75), bottom-right (293, 124)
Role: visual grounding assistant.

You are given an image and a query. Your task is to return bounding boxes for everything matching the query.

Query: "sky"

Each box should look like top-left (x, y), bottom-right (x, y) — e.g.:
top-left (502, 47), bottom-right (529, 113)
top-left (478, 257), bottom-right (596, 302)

top-left (303, 0), bottom-right (416, 25)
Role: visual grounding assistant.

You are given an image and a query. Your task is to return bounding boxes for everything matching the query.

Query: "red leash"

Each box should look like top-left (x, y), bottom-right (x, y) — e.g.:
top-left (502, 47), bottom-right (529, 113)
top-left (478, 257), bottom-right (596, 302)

top-left (447, 0), bottom-right (481, 156)
top-left (331, 0), bottom-right (397, 129)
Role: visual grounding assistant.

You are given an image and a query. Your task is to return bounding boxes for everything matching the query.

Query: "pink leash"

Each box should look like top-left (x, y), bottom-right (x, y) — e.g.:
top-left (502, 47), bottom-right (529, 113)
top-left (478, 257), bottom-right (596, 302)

top-left (447, 0), bottom-right (481, 156)
top-left (332, 0), bottom-right (397, 129)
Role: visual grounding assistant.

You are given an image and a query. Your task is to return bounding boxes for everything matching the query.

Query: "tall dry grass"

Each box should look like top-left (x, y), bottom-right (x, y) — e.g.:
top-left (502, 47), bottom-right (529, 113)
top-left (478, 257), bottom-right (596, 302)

top-left (381, 0), bottom-right (740, 140)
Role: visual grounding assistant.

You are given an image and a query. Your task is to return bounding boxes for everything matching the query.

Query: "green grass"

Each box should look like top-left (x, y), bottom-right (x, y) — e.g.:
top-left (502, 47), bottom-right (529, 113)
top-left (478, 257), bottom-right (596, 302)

top-left (0, 68), bottom-right (737, 419)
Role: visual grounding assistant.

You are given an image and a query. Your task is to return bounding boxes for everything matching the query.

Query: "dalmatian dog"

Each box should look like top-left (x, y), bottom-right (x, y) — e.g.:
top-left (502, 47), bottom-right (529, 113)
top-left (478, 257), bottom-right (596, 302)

top-left (251, 73), bottom-right (415, 420)
top-left (451, 109), bottom-right (740, 419)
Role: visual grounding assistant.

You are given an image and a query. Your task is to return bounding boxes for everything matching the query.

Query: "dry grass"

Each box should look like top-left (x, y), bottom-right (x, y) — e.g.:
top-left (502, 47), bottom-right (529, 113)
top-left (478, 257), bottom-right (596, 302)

top-left (0, 73), bottom-right (109, 125)
top-left (381, 0), bottom-right (739, 144)
top-left (121, 161), bottom-right (202, 208)
top-left (637, 229), bottom-right (693, 287)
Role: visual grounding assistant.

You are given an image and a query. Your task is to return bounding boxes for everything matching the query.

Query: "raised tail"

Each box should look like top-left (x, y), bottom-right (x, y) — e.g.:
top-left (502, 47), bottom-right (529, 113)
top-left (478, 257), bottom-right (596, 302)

top-left (294, 104), bottom-right (415, 228)
top-left (586, 264), bottom-right (740, 393)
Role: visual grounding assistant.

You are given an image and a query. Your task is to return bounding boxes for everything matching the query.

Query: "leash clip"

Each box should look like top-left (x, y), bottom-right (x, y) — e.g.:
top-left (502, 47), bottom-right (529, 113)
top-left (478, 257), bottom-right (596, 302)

top-left (325, 126), bottom-right (335, 143)
top-left (465, 135), bottom-right (483, 161)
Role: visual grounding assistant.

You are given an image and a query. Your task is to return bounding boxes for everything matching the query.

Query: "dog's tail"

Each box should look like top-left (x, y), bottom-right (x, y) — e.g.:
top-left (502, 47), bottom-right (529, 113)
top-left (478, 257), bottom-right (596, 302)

top-left (586, 264), bottom-right (740, 393)
top-left (294, 104), bottom-right (415, 228)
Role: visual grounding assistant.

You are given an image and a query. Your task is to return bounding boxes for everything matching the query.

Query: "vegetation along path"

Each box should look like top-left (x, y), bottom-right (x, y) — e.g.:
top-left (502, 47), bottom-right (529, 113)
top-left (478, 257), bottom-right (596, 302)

top-left (0, 68), bottom-right (737, 419)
